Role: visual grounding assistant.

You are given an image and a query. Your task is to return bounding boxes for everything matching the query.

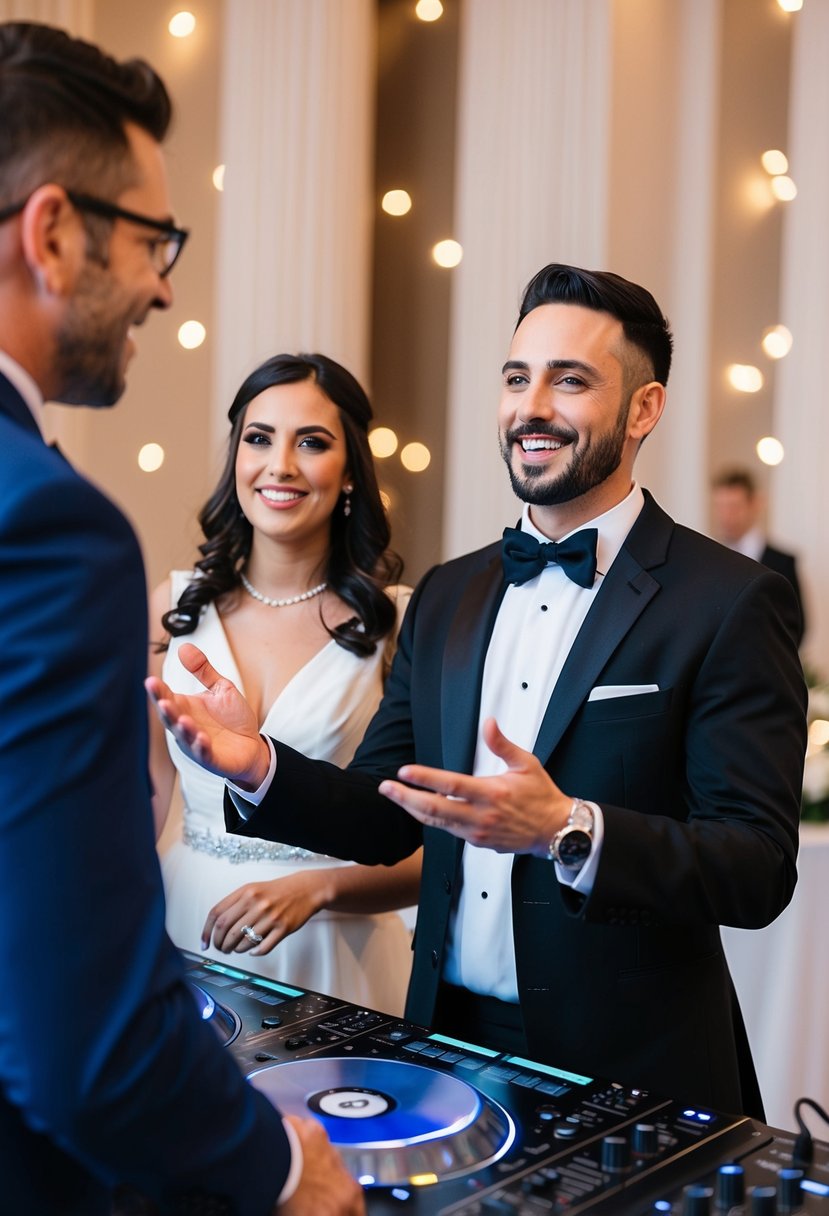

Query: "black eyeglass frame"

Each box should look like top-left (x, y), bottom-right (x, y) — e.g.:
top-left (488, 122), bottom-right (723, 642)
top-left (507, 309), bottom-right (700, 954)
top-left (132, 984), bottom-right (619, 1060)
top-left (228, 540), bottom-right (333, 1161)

top-left (0, 189), bottom-right (189, 277)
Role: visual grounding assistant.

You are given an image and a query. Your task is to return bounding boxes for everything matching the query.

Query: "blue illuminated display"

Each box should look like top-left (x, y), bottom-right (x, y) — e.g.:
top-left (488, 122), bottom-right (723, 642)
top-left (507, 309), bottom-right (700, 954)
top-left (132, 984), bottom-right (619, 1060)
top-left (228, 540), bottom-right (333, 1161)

top-left (802, 1179), bottom-right (829, 1197)
top-left (504, 1054), bottom-right (592, 1086)
top-left (204, 961), bottom-right (303, 997)
top-left (427, 1032), bottom-right (500, 1058)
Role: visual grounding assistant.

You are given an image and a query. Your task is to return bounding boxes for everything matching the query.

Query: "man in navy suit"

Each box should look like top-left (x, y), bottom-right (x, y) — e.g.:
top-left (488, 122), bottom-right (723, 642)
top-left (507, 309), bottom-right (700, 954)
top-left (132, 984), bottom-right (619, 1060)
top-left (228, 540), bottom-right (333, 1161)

top-left (711, 466), bottom-right (806, 645)
top-left (0, 21), bottom-right (362, 1216)
top-left (150, 264), bottom-right (806, 1122)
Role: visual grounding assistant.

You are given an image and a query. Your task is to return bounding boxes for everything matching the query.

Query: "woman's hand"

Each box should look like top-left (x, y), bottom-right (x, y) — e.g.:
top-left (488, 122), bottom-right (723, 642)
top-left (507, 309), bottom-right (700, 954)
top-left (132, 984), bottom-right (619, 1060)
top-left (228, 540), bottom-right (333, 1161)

top-left (201, 871), bottom-right (333, 956)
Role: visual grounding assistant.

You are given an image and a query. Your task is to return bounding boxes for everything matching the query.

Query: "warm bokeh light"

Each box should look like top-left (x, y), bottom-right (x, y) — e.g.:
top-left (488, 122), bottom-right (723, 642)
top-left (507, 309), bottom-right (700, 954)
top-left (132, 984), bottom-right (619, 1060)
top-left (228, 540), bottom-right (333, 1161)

top-left (369, 426), bottom-right (399, 458)
top-left (432, 239), bottom-right (463, 268)
top-left (777, 0), bottom-right (803, 12)
top-left (178, 320), bottom-right (206, 350)
top-left (761, 149), bottom-right (788, 176)
top-left (810, 719), bottom-right (829, 749)
top-left (400, 442), bottom-right (431, 473)
top-left (756, 436), bottom-right (785, 466)
top-left (138, 443), bottom-right (165, 473)
top-left (762, 325), bottom-right (793, 360)
top-left (168, 11), bottom-right (196, 38)
top-left (212, 164), bottom-right (226, 192)
top-left (381, 189), bottom-right (412, 217)
top-left (770, 175), bottom-right (798, 201)
top-left (727, 364), bottom-right (764, 393)
top-left (415, 0), bottom-right (444, 21)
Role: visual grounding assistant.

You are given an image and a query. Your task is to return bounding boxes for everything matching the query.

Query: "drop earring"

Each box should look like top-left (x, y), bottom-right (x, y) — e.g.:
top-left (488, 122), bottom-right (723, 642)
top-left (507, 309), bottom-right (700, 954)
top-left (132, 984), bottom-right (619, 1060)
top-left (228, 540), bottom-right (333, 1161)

top-left (343, 485), bottom-right (353, 517)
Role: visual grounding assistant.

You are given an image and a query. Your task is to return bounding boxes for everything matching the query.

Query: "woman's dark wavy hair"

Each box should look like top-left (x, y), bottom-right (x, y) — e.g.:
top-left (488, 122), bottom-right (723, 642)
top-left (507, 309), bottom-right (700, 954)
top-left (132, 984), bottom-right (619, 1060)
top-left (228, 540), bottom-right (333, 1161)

top-left (162, 354), bottom-right (403, 657)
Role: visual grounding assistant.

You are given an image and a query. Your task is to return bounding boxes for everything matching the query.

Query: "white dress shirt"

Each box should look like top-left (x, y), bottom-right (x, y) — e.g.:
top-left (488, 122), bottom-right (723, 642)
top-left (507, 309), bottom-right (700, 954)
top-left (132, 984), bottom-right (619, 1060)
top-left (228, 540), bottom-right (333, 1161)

top-left (442, 484), bottom-right (645, 1001)
top-left (726, 525), bottom-right (765, 562)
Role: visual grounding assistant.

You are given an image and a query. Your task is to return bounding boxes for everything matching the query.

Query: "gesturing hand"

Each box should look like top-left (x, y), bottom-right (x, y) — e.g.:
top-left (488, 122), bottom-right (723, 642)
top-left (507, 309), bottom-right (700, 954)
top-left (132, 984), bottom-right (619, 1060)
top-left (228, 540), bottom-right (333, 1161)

top-left (378, 717), bottom-right (571, 855)
top-left (145, 642), bottom-right (271, 790)
top-left (202, 872), bottom-right (327, 956)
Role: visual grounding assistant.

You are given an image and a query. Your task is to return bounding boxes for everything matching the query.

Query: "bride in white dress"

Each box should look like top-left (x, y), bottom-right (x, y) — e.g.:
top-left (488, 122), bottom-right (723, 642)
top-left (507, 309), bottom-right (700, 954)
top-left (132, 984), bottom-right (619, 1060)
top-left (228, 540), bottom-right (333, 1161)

top-left (149, 353), bottom-right (420, 1014)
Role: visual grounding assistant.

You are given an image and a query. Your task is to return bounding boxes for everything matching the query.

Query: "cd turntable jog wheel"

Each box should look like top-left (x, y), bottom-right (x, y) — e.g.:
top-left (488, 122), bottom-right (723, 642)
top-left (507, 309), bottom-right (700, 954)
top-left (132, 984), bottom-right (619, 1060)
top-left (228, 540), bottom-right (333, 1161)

top-left (248, 1056), bottom-right (515, 1186)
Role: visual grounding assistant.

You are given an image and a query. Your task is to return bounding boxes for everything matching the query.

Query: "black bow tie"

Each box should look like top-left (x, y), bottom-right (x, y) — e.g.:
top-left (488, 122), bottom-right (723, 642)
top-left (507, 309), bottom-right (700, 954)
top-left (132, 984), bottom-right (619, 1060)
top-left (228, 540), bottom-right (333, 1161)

top-left (501, 526), bottom-right (598, 589)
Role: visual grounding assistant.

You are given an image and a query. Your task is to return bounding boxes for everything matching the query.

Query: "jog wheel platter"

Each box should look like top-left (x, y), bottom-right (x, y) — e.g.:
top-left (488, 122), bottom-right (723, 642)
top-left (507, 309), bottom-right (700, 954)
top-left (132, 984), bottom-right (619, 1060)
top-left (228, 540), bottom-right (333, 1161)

top-left (248, 1056), bottom-right (514, 1186)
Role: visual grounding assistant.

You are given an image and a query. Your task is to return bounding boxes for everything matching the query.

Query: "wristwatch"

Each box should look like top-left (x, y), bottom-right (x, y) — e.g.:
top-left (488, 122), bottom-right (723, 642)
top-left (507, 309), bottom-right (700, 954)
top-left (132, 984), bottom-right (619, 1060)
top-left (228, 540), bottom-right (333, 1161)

top-left (548, 799), bottom-right (594, 871)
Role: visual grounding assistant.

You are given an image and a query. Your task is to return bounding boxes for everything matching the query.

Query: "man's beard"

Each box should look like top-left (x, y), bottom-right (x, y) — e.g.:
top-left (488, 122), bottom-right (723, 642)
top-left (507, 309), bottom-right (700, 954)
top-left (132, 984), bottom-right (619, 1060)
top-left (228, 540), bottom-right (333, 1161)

top-left (499, 401), bottom-right (630, 507)
top-left (53, 262), bottom-right (130, 409)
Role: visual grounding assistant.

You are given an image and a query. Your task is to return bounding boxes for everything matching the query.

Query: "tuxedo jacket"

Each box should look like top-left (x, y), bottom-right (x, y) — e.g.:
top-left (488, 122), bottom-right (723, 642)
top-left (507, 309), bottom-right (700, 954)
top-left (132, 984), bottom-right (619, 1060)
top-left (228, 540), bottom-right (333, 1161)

top-left (0, 374), bottom-right (288, 1215)
top-left (760, 543), bottom-right (805, 644)
top-left (229, 492), bottom-right (806, 1119)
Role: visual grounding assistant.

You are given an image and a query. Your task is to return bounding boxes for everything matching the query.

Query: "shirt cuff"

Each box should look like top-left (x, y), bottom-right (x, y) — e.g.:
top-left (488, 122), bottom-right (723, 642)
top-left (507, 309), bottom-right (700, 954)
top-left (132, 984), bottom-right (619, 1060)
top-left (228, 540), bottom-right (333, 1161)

top-left (276, 1117), bottom-right (303, 1205)
top-left (226, 735), bottom-right (276, 818)
top-left (555, 802), bottom-right (603, 895)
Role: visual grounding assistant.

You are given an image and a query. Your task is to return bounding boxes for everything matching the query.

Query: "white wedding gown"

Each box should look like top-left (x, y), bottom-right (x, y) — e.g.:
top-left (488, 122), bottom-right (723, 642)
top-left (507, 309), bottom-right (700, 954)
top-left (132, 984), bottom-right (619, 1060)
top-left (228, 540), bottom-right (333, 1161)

top-left (160, 574), bottom-right (415, 1014)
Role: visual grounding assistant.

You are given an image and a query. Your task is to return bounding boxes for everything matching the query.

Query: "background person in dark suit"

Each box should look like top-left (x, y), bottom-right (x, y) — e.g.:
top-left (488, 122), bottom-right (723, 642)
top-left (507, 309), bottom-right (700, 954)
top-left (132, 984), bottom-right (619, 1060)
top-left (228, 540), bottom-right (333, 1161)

top-left (149, 264), bottom-right (806, 1123)
top-left (711, 465), bottom-right (806, 645)
top-left (0, 22), bottom-right (362, 1216)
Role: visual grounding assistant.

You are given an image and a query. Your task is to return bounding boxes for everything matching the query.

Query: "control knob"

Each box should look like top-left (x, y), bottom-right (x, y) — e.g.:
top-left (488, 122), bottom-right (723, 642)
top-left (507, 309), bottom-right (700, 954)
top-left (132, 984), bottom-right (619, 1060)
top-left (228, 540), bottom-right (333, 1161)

top-left (632, 1122), bottom-right (658, 1156)
top-left (715, 1163), bottom-right (745, 1209)
top-left (750, 1186), bottom-right (777, 1215)
top-left (601, 1134), bottom-right (631, 1173)
top-left (683, 1184), bottom-right (713, 1216)
top-left (777, 1168), bottom-right (804, 1212)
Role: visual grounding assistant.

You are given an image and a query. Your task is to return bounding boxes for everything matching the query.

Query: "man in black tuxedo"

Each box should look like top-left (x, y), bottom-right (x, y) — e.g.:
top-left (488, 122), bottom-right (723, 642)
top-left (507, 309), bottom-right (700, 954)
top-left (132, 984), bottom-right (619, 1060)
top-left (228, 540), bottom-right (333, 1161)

top-left (711, 466), bottom-right (806, 645)
top-left (151, 264), bottom-right (806, 1122)
top-left (0, 21), bottom-right (361, 1216)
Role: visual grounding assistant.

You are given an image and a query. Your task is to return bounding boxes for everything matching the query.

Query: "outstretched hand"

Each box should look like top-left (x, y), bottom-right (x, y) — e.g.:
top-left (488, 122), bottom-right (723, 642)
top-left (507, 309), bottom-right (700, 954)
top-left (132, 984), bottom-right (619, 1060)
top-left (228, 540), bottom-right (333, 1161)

top-left (378, 717), bottom-right (571, 855)
top-left (145, 642), bottom-right (271, 791)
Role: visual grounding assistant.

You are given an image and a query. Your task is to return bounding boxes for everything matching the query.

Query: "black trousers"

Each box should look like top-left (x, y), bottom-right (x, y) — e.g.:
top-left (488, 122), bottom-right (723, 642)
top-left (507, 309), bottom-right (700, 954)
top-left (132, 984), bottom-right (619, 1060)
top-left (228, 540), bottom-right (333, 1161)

top-left (433, 981), bottom-right (528, 1056)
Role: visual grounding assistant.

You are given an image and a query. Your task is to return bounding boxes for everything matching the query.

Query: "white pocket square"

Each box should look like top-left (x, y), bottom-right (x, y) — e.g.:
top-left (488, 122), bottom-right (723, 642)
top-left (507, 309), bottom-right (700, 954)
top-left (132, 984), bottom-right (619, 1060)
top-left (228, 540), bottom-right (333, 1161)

top-left (587, 684), bottom-right (660, 702)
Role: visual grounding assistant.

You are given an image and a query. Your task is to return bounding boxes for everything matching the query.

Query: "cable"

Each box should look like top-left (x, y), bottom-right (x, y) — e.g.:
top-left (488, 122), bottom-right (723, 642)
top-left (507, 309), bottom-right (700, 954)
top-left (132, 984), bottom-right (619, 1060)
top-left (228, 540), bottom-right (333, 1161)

top-left (792, 1096), bottom-right (829, 1169)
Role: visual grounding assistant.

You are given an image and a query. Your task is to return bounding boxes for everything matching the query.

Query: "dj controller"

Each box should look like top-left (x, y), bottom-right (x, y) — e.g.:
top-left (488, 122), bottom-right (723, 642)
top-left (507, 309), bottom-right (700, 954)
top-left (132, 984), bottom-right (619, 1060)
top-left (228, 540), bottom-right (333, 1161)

top-left (183, 952), bottom-right (829, 1214)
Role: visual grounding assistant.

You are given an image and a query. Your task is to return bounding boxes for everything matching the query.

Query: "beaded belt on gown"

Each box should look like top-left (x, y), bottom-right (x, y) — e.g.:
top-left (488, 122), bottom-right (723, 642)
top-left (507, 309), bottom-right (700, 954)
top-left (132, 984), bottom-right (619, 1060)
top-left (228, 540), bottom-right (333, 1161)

top-left (183, 820), bottom-right (333, 864)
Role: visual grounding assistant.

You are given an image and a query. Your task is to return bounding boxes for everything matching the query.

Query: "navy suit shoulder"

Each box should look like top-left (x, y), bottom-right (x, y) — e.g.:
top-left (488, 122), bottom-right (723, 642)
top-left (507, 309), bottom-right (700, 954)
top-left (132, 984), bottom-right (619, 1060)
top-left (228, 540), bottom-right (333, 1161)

top-left (0, 380), bottom-right (288, 1215)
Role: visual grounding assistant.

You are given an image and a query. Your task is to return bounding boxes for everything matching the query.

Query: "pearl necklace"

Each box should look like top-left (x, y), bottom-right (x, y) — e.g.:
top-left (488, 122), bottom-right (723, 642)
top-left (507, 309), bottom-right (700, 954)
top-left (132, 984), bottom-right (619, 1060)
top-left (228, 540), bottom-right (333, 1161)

top-left (239, 571), bottom-right (328, 608)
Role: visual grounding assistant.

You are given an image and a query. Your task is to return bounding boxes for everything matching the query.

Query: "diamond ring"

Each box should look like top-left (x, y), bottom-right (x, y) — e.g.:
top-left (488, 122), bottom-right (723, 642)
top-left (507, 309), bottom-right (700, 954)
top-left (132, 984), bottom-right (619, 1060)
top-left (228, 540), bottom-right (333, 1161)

top-left (241, 924), bottom-right (264, 945)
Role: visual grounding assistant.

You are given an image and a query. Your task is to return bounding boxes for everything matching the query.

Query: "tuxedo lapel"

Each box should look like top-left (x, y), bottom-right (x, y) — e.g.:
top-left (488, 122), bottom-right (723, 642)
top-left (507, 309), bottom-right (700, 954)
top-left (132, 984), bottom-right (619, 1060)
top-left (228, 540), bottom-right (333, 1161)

top-left (440, 550), bottom-right (505, 774)
top-left (532, 494), bottom-right (673, 763)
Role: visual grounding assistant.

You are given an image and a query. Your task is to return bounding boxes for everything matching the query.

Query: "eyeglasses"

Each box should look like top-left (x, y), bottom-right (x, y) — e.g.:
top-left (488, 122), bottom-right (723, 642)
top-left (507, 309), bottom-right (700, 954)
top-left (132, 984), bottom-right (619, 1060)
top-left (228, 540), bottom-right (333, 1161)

top-left (0, 189), bottom-right (189, 278)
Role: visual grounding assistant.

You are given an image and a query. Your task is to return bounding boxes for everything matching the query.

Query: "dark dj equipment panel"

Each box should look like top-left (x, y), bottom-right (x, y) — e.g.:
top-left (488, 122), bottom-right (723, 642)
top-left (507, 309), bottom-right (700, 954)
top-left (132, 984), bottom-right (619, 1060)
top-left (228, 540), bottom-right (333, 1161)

top-left (182, 953), bottom-right (829, 1214)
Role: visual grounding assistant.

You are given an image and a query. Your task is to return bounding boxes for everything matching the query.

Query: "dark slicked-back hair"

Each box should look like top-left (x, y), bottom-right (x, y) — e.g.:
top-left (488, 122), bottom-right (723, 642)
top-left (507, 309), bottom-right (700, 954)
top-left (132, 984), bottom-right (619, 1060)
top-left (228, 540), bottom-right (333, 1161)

top-left (517, 263), bottom-right (674, 387)
top-left (162, 354), bottom-right (403, 659)
top-left (0, 21), bottom-right (172, 208)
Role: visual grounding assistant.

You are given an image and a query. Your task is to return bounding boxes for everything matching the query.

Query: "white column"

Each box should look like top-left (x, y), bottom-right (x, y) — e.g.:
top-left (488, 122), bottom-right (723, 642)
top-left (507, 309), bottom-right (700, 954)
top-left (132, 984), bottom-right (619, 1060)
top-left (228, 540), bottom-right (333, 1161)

top-left (773, 0), bottom-right (829, 674)
top-left (627, 0), bottom-right (721, 535)
top-left (442, 0), bottom-right (721, 558)
top-left (213, 0), bottom-right (375, 443)
top-left (443, 0), bottom-right (612, 558)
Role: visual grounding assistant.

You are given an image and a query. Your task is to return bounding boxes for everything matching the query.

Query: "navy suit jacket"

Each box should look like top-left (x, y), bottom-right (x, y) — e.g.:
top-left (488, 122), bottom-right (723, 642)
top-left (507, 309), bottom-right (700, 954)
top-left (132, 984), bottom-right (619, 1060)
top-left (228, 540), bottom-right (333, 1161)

top-left (228, 492), bottom-right (806, 1120)
top-left (0, 373), bottom-right (288, 1215)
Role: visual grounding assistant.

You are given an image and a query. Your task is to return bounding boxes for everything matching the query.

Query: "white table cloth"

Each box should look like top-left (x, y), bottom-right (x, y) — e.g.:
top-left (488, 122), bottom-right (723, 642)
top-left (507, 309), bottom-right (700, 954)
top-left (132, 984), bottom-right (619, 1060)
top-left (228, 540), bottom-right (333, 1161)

top-left (722, 824), bottom-right (829, 1131)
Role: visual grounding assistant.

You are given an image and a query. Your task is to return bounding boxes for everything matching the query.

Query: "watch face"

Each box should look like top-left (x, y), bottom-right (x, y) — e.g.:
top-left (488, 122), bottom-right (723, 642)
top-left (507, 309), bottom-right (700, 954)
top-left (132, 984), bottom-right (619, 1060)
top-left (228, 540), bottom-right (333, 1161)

top-left (555, 827), bottom-right (592, 868)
